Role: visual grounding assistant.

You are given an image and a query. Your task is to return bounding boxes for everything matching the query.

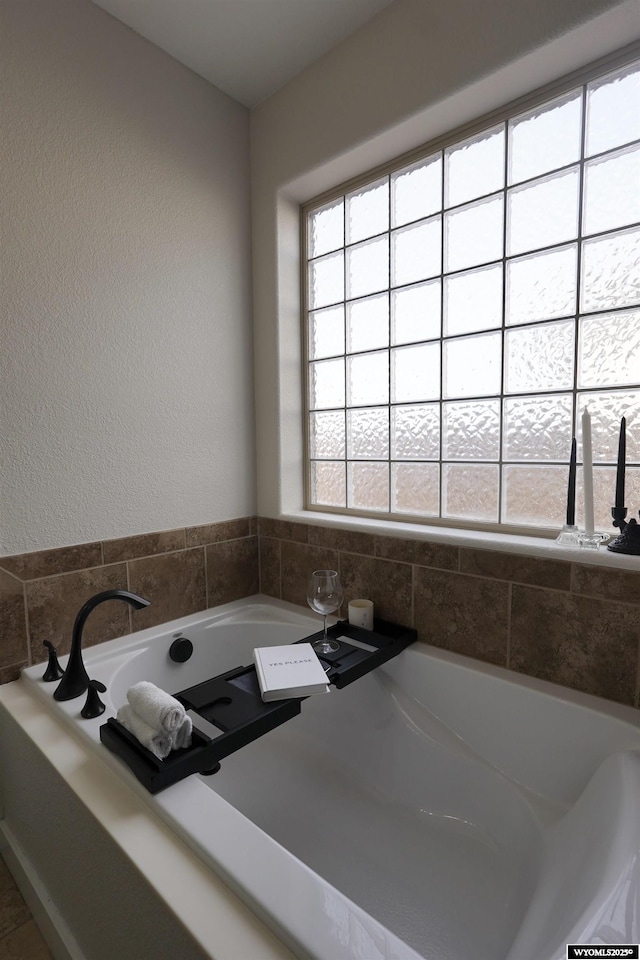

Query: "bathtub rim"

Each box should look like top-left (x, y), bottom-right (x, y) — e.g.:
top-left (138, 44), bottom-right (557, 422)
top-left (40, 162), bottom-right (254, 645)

top-left (10, 596), bottom-right (430, 960)
top-left (8, 593), bottom-right (640, 960)
top-left (24, 592), bottom-right (640, 731)
top-left (0, 677), bottom-right (298, 960)
top-left (22, 592), bottom-right (640, 815)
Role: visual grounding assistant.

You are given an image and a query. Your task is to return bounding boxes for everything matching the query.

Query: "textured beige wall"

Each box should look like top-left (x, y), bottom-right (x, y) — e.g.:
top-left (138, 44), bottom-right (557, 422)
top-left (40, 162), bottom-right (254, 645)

top-left (251, 0), bottom-right (640, 519)
top-left (1, 0), bottom-right (254, 556)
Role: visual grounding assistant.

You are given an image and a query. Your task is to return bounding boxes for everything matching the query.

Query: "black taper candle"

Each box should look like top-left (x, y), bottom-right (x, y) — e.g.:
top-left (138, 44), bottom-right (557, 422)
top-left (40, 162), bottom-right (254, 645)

top-left (566, 436), bottom-right (577, 526)
top-left (615, 416), bottom-right (626, 509)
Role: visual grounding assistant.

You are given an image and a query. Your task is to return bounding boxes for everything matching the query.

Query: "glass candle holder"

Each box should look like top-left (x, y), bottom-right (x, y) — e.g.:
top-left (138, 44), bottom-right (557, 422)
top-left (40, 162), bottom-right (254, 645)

top-left (555, 523), bottom-right (580, 546)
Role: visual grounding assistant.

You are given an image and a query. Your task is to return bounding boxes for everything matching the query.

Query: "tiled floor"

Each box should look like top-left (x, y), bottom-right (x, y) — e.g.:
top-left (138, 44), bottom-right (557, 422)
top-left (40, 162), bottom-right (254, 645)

top-left (0, 857), bottom-right (53, 959)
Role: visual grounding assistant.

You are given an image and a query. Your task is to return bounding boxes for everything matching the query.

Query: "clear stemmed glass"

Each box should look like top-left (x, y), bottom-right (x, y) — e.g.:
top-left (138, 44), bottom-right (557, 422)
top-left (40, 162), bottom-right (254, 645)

top-left (306, 569), bottom-right (343, 655)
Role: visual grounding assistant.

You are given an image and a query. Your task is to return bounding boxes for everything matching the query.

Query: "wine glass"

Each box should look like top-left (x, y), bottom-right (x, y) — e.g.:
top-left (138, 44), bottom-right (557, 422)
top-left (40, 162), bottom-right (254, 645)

top-left (306, 569), bottom-right (343, 655)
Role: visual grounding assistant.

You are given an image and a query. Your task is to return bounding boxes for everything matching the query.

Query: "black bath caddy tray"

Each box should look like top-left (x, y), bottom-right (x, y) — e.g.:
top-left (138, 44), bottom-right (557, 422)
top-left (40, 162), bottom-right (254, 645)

top-left (100, 617), bottom-right (416, 794)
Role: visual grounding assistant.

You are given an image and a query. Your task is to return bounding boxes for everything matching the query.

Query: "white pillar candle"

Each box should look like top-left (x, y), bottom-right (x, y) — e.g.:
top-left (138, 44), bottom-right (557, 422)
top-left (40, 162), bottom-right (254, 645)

top-left (582, 408), bottom-right (594, 535)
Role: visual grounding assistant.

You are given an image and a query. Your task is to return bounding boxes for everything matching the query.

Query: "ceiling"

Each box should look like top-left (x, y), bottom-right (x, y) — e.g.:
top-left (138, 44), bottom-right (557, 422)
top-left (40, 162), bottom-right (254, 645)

top-left (90, 0), bottom-right (396, 107)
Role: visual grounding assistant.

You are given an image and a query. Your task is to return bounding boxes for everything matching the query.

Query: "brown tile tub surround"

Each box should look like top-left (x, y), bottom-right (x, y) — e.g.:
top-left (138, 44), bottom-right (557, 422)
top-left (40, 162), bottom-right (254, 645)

top-left (1, 516), bottom-right (639, 712)
top-left (0, 518), bottom-right (257, 680)
top-left (413, 567), bottom-right (510, 667)
top-left (510, 586), bottom-right (640, 705)
top-left (257, 518), bottom-right (640, 710)
top-left (26, 564), bottom-right (131, 657)
top-left (0, 571), bottom-right (28, 679)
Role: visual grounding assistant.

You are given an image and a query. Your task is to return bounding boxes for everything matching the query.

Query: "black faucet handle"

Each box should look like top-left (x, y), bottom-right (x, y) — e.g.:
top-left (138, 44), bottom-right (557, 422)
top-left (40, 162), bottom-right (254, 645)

top-left (54, 590), bottom-right (150, 702)
top-left (42, 641), bottom-right (65, 682)
top-left (81, 679), bottom-right (107, 719)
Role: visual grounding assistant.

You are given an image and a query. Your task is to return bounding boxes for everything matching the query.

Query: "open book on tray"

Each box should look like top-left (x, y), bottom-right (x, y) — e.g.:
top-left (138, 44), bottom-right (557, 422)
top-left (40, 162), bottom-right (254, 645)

top-left (253, 643), bottom-right (330, 701)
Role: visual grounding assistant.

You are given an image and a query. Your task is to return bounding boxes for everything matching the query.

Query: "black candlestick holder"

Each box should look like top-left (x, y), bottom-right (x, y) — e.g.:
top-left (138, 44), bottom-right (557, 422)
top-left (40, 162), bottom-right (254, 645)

top-left (607, 507), bottom-right (640, 556)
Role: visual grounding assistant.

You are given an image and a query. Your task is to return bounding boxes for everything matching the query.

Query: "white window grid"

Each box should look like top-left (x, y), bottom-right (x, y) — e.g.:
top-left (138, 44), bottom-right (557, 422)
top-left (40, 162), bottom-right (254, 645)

top-left (303, 50), bottom-right (640, 535)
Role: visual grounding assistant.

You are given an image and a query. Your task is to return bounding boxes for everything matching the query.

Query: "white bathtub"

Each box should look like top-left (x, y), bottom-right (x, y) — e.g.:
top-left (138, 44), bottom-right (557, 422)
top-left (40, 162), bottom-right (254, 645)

top-left (4, 595), bottom-right (640, 960)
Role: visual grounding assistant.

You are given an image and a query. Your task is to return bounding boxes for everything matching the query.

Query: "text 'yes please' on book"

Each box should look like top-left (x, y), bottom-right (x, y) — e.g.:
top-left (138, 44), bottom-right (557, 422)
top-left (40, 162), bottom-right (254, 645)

top-left (253, 643), bottom-right (330, 701)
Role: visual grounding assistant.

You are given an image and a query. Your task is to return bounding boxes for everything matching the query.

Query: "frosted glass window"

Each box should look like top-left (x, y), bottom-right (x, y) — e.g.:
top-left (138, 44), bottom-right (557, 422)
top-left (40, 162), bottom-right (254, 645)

top-left (576, 391), bottom-right (640, 463)
top-left (443, 332), bottom-right (502, 399)
top-left (583, 145), bottom-right (640, 236)
top-left (392, 217), bottom-right (441, 287)
top-left (348, 462), bottom-right (389, 511)
top-left (391, 280), bottom-right (441, 345)
top-left (310, 461), bottom-right (346, 507)
top-left (503, 394), bottom-right (573, 461)
top-left (504, 320), bottom-right (575, 394)
top-left (445, 126), bottom-right (505, 207)
top-left (444, 264), bottom-right (503, 336)
top-left (443, 464), bottom-right (499, 522)
top-left (506, 246), bottom-right (577, 326)
top-left (347, 351), bottom-right (389, 407)
top-left (347, 236), bottom-right (389, 300)
top-left (309, 358), bottom-right (345, 409)
top-left (442, 400), bottom-right (501, 460)
top-left (391, 404), bottom-right (440, 460)
top-left (309, 252), bottom-right (344, 309)
top-left (347, 178), bottom-right (389, 245)
top-left (578, 310), bottom-right (640, 388)
top-left (581, 227), bottom-right (640, 313)
top-left (445, 195), bottom-right (503, 272)
top-left (392, 156), bottom-right (442, 227)
top-left (586, 64), bottom-right (640, 157)
top-left (507, 168), bottom-right (579, 256)
top-left (391, 343), bottom-right (440, 403)
top-left (348, 408), bottom-right (389, 459)
top-left (509, 91), bottom-right (582, 184)
top-left (308, 199), bottom-right (344, 258)
top-left (309, 305), bottom-right (345, 359)
top-left (392, 463), bottom-right (440, 515)
top-left (347, 295), bottom-right (388, 354)
top-left (310, 411), bottom-right (345, 459)
top-left (305, 54), bottom-right (640, 532)
top-left (502, 466), bottom-right (567, 526)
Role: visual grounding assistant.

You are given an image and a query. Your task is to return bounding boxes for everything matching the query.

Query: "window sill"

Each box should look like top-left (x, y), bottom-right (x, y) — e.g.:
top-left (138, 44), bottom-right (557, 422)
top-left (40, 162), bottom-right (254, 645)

top-left (280, 510), bottom-right (640, 571)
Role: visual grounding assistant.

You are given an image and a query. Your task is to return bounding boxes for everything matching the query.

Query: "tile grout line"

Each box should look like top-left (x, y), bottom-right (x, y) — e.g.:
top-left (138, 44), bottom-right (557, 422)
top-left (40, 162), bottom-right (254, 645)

top-left (410, 563), bottom-right (415, 630)
top-left (506, 581), bottom-right (512, 669)
top-left (203, 544), bottom-right (209, 608)
top-left (277, 538), bottom-right (282, 599)
top-left (22, 582), bottom-right (33, 666)
top-left (3, 538), bottom-right (258, 588)
top-left (257, 534), bottom-right (262, 595)
top-left (0, 519), bottom-right (255, 581)
top-left (125, 561), bottom-right (133, 634)
top-left (0, 566), bottom-right (27, 584)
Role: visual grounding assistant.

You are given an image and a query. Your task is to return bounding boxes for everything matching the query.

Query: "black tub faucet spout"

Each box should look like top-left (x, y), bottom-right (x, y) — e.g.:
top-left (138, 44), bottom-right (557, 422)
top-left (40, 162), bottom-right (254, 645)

top-left (54, 590), bottom-right (150, 701)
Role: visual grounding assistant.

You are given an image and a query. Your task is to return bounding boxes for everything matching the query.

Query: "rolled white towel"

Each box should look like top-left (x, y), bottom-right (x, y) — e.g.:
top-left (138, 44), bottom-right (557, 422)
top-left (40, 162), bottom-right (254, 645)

top-left (116, 704), bottom-right (172, 760)
top-left (172, 714), bottom-right (193, 751)
top-left (126, 680), bottom-right (185, 734)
